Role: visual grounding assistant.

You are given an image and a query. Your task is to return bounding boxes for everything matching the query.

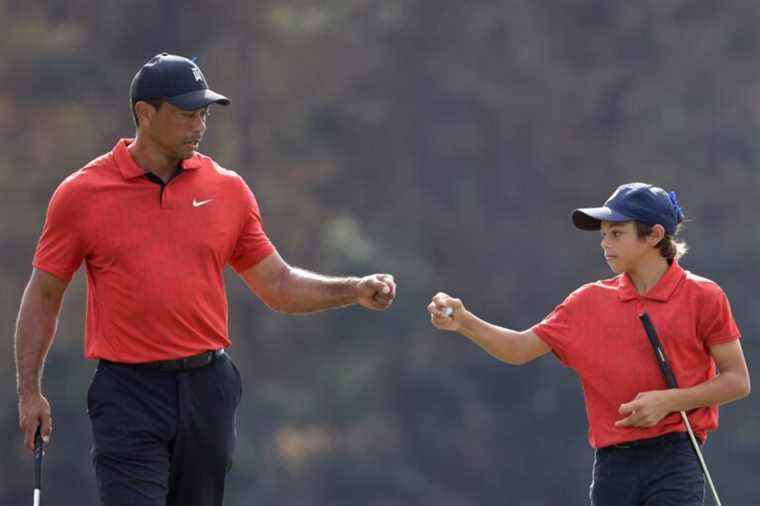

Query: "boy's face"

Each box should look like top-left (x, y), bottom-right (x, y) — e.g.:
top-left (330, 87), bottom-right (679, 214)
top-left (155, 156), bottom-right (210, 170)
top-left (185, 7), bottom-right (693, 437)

top-left (599, 221), bottom-right (658, 274)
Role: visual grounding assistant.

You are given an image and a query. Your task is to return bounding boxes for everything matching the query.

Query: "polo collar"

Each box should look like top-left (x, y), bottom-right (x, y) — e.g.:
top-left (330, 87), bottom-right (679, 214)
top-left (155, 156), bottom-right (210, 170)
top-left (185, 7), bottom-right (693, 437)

top-left (618, 261), bottom-right (685, 302)
top-left (113, 138), bottom-right (203, 179)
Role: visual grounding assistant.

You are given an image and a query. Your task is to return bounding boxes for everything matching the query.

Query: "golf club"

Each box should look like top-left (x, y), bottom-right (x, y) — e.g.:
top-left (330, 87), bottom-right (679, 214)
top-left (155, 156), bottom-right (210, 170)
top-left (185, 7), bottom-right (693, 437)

top-left (639, 312), bottom-right (722, 506)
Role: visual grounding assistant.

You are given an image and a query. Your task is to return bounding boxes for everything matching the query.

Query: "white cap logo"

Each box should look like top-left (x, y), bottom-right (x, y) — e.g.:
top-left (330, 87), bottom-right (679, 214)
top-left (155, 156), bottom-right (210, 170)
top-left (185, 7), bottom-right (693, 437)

top-left (192, 68), bottom-right (203, 82)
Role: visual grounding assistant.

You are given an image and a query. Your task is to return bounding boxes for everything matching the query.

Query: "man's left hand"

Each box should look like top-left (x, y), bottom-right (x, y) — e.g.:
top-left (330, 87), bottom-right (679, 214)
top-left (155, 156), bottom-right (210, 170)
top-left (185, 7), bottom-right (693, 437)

top-left (615, 390), bottom-right (675, 428)
top-left (356, 274), bottom-right (396, 311)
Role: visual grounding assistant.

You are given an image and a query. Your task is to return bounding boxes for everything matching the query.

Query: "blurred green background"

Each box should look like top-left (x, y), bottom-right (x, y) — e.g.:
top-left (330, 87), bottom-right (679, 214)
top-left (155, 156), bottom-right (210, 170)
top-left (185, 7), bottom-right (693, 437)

top-left (2, 1), bottom-right (758, 504)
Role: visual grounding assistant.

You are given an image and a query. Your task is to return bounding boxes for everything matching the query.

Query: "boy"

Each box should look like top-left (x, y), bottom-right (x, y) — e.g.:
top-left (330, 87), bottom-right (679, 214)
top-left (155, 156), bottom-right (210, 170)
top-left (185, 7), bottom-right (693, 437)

top-left (428, 182), bottom-right (750, 505)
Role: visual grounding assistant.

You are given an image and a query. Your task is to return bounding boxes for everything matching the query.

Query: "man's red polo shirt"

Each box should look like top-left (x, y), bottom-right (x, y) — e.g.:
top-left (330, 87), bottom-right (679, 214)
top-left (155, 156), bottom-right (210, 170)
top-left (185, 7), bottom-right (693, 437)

top-left (33, 139), bottom-right (275, 363)
top-left (532, 261), bottom-right (740, 448)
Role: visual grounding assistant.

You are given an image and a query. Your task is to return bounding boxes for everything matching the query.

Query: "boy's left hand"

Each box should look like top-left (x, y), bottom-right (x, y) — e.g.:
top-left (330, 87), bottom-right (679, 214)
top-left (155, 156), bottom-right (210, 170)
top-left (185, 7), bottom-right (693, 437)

top-left (615, 390), bottom-right (675, 428)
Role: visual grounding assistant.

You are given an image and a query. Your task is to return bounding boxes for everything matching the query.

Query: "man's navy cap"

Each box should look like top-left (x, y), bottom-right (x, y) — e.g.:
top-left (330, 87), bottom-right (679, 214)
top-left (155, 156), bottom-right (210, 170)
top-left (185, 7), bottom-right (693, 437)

top-left (572, 182), bottom-right (685, 235)
top-left (130, 53), bottom-right (230, 110)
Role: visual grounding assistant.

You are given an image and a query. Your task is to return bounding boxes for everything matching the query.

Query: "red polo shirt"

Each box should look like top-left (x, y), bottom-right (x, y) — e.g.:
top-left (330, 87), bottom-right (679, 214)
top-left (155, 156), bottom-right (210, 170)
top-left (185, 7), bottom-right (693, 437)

top-left (33, 139), bottom-right (276, 362)
top-left (532, 261), bottom-right (740, 448)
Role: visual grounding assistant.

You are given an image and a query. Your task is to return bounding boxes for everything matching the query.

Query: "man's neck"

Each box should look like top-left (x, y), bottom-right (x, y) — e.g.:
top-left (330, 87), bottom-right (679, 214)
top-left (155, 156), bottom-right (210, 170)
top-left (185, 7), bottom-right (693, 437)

top-left (626, 256), bottom-right (671, 295)
top-left (128, 135), bottom-right (180, 183)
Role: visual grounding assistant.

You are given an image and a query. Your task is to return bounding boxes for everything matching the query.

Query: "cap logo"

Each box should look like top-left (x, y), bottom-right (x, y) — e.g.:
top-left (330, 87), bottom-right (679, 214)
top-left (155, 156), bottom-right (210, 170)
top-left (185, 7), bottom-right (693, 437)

top-left (192, 68), bottom-right (203, 82)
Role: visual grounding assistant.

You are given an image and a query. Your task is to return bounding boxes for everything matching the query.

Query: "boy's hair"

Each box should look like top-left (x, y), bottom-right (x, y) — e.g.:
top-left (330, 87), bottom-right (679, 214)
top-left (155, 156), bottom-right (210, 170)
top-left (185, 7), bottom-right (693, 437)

top-left (635, 222), bottom-right (688, 264)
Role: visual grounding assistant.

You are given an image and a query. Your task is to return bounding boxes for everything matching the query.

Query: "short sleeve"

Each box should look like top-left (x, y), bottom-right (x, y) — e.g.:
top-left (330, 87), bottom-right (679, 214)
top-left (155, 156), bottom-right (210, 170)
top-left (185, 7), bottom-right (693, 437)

top-left (228, 178), bottom-right (276, 272)
top-left (531, 292), bottom-right (580, 366)
top-left (699, 287), bottom-right (741, 346)
top-left (32, 175), bottom-right (86, 281)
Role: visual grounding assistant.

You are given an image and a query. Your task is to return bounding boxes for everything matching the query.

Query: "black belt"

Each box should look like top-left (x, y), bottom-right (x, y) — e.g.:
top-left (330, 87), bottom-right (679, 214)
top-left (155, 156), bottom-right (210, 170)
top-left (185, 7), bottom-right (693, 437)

top-left (102, 349), bottom-right (224, 372)
top-left (601, 431), bottom-right (700, 451)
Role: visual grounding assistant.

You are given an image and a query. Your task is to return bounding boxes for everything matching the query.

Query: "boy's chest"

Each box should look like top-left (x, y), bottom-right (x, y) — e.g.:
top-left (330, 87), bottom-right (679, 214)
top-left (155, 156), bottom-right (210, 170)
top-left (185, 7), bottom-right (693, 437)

top-left (568, 300), bottom-right (705, 389)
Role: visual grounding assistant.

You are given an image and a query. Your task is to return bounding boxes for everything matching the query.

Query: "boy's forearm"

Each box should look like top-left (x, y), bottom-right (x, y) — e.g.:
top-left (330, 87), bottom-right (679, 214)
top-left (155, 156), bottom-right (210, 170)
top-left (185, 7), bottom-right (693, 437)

top-left (458, 312), bottom-right (527, 365)
top-left (667, 371), bottom-right (750, 412)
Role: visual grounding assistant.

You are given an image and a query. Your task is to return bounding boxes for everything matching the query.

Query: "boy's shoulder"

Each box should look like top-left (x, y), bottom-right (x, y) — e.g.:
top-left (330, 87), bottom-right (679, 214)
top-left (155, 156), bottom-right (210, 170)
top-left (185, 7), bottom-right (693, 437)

top-left (680, 268), bottom-right (727, 298)
top-left (682, 268), bottom-right (719, 287)
top-left (569, 267), bottom-right (727, 302)
top-left (562, 275), bottom-right (623, 304)
top-left (579, 274), bottom-right (624, 295)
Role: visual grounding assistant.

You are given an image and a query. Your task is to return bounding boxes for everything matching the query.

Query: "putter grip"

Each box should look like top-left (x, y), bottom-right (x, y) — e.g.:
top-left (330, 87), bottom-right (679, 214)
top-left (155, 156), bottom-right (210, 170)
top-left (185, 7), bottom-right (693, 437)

top-left (639, 313), bottom-right (679, 389)
top-left (33, 425), bottom-right (43, 490)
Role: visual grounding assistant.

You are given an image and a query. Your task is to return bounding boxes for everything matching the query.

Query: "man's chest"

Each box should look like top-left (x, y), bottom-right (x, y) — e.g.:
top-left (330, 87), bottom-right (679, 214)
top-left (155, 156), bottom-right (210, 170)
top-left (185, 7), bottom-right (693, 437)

top-left (83, 178), bottom-right (241, 269)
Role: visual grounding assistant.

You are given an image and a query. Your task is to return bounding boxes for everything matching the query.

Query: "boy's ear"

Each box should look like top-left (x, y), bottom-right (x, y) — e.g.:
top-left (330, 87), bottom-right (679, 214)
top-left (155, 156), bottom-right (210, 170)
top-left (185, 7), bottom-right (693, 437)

top-left (647, 224), bottom-right (666, 246)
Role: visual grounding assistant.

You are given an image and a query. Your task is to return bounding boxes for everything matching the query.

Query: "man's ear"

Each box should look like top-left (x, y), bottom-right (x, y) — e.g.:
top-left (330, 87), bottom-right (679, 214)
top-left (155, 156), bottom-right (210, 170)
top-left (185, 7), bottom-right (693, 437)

top-left (134, 101), bottom-right (156, 128)
top-left (648, 224), bottom-right (666, 246)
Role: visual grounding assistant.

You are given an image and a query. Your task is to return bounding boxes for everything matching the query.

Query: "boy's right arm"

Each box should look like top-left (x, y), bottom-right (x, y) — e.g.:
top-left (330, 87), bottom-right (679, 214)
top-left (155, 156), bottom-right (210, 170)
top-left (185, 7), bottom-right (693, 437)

top-left (428, 292), bottom-right (551, 365)
top-left (15, 268), bottom-right (69, 450)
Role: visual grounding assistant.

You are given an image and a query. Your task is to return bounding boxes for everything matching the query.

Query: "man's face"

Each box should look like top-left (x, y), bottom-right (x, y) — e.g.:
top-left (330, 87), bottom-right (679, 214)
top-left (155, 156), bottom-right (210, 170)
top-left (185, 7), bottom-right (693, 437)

top-left (599, 221), bottom-right (655, 274)
top-left (141, 101), bottom-right (209, 160)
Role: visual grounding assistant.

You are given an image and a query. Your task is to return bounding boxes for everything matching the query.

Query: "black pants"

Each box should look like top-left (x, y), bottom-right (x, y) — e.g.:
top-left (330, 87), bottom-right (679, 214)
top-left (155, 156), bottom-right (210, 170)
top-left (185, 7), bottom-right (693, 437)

top-left (87, 351), bottom-right (242, 506)
top-left (590, 432), bottom-right (705, 505)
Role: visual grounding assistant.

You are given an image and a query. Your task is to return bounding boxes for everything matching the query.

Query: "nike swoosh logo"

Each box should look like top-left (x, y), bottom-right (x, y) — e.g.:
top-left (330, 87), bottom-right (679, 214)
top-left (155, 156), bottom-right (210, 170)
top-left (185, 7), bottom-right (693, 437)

top-left (193, 198), bottom-right (213, 207)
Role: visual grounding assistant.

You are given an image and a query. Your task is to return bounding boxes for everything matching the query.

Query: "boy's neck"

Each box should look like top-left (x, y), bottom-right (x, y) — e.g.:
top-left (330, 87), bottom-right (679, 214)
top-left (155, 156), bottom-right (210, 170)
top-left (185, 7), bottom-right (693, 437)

top-left (626, 255), bottom-right (671, 295)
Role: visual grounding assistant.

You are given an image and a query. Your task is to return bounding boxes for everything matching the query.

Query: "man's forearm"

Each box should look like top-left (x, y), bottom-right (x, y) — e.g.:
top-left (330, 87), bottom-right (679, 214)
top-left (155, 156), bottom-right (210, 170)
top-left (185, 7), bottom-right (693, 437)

top-left (276, 266), bottom-right (360, 314)
top-left (15, 282), bottom-right (62, 397)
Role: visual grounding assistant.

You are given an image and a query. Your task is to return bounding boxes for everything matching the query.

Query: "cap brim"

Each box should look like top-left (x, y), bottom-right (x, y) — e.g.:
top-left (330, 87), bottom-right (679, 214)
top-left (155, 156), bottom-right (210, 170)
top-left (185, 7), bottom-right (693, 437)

top-left (572, 207), bottom-right (633, 231)
top-left (167, 89), bottom-right (230, 110)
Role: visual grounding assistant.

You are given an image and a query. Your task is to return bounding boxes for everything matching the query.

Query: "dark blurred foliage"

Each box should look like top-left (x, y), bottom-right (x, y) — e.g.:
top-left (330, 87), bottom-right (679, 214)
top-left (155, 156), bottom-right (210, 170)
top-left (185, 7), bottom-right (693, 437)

top-left (2, 1), bottom-right (759, 504)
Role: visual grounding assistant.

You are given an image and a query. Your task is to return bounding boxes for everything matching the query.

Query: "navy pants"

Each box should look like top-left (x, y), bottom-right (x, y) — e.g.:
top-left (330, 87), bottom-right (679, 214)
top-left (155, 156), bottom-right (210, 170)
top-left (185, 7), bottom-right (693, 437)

top-left (590, 432), bottom-right (705, 505)
top-left (87, 351), bottom-right (242, 506)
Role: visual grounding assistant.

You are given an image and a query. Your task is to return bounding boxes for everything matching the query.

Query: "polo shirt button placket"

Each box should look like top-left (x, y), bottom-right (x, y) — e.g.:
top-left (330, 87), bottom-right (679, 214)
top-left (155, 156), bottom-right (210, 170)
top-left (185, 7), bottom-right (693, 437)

top-left (161, 184), bottom-right (173, 210)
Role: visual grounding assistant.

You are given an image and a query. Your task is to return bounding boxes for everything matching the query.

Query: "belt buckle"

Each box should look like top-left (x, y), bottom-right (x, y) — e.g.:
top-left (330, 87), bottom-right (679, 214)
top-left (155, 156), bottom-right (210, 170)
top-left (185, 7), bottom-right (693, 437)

top-left (182, 351), bottom-right (211, 371)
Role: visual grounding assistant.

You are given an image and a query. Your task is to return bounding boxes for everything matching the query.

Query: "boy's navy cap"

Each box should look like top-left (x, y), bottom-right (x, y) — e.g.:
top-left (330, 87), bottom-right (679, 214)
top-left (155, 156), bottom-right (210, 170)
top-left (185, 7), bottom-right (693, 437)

top-left (130, 53), bottom-right (230, 110)
top-left (572, 182), bottom-right (685, 235)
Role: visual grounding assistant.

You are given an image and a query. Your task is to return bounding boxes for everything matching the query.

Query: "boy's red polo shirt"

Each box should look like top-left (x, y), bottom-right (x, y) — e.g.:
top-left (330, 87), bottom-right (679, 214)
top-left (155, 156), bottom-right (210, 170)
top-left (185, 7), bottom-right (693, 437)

top-left (33, 139), bottom-right (275, 363)
top-left (532, 261), bottom-right (740, 448)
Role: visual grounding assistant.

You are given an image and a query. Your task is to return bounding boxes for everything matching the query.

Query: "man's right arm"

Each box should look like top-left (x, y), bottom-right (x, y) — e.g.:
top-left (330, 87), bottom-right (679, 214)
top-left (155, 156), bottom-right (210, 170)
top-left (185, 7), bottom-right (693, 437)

top-left (15, 268), bottom-right (69, 450)
top-left (428, 292), bottom-right (551, 365)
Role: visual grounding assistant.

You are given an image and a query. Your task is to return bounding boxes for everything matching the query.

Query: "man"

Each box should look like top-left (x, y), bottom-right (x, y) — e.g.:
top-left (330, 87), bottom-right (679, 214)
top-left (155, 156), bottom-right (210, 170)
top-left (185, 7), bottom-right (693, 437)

top-left (428, 183), bottom-right (749, 505)
top-left (15, 53), bottom-right (397, 506)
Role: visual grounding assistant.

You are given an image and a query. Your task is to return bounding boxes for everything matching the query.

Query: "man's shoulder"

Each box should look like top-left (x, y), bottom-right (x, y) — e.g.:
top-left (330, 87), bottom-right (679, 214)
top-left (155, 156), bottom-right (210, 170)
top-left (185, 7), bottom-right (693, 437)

top-left (195, 153), bottom-right (249, 184)
top-left (53, 152), bottom-right (114, 195)
top-left (194, 153), bottom-right (257, 198)
top-left (194, 152), bottom-right (239, 178)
